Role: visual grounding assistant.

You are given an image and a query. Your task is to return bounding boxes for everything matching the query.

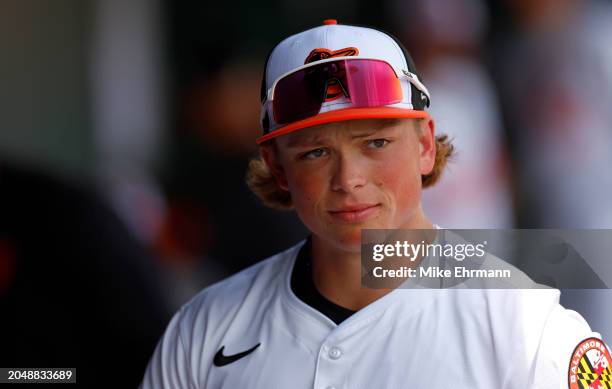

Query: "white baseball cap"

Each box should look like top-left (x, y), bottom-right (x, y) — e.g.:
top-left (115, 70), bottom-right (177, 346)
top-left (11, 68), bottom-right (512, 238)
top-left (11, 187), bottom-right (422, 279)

top-left (257, 19), bottom-right (431, 144)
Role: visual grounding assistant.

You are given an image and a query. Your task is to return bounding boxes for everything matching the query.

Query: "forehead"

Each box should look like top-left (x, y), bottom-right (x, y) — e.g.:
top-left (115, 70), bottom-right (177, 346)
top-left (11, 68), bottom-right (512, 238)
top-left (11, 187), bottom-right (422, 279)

top-left (280, 118), bottom-right (413, 147)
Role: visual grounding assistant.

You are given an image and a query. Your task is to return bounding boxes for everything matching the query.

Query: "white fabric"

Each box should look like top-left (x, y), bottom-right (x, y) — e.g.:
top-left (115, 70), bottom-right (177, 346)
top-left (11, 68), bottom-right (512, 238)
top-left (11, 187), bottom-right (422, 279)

top-left (141, 241), bottom-right (601, 389)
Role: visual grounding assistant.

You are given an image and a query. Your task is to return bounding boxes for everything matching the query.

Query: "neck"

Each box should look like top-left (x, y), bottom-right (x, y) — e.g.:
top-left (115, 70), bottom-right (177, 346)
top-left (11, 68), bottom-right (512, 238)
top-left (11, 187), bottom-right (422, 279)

top-left (310, 211), bottom-right (433, 311)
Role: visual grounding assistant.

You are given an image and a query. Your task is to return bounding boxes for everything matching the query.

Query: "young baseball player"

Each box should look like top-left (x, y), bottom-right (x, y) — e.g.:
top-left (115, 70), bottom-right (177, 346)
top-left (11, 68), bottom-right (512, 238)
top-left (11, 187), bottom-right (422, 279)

top-left (142, 20), bottom-right (609, 388)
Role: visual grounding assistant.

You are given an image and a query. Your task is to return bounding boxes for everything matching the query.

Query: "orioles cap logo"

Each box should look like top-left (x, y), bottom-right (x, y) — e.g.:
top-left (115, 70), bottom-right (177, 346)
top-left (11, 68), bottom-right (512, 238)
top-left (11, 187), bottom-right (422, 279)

top-left (304, 47), bottom-right (359, 64)
top-left (304, 47), bottom-right (359, 102)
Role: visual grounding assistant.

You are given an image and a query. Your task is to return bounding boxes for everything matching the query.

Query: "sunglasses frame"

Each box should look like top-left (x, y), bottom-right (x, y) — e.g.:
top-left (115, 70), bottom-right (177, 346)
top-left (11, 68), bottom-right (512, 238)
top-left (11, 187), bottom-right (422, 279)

top-left (265, 56), bottom-right (431, 104)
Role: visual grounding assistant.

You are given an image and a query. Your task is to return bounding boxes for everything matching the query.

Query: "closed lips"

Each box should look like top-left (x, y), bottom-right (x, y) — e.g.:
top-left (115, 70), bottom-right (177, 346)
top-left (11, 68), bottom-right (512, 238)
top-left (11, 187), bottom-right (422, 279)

top-left (329, 204), bottom-right (379, 213)
top-left (328, 204), bottom-right (380, 222)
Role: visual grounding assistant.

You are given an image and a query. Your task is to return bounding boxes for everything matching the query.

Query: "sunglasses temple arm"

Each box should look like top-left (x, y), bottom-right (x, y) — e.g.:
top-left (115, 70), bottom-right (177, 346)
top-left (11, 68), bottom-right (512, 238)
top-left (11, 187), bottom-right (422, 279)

top-left (400, 71), bottom-right (431, 101)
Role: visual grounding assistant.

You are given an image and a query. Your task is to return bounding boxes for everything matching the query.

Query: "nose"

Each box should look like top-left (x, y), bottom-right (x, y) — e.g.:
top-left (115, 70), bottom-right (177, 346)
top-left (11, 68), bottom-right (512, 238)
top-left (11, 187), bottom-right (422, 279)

top-left (330, 153), bottom-right (367, 193)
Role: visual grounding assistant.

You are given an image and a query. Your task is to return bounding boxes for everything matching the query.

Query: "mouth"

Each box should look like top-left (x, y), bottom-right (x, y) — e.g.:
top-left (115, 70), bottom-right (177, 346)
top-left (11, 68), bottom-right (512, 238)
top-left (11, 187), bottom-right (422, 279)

top-left (328, 203), bottom-right (381, 222)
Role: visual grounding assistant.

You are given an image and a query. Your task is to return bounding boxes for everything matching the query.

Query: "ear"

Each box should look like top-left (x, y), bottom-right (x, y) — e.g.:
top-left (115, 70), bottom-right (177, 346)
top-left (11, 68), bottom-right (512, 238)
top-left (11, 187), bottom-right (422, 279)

top-left (260, 144), bottom-right (290, 191)
top-left (418, 118), bottom-right (436, 176)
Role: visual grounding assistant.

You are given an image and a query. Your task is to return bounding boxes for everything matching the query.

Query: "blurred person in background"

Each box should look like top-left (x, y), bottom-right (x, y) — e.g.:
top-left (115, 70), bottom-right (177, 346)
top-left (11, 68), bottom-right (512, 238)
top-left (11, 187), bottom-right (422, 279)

top-left (494, 0), bottom-right (612, 228)
top-left (387, 0), bottom-right (514, 228)
top-left (0, 160), bottom-right (169, 387)
top-left (493, 0), bottom-right (612, 342)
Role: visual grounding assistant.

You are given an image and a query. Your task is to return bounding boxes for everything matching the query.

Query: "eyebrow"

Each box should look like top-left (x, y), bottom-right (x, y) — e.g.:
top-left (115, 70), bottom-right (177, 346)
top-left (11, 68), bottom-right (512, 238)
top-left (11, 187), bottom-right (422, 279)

top-left (285, 119), bottom-right (403, 147)
top-left (350, 128), bottom-right (378, 139)
top-left (286, 134), bottom-right (327, 148)
top-left (351, 120), bottom-right (402, 138)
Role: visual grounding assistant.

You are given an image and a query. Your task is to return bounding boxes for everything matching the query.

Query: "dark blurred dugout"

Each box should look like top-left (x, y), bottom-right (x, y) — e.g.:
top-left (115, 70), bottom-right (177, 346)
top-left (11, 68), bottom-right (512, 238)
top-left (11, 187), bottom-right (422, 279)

top-left (0, 163), bottom-right (169, 387)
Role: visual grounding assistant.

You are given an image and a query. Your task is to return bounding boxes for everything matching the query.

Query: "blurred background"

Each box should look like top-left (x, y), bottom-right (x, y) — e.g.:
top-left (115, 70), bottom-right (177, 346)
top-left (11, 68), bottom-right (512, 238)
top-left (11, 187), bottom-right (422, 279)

top-left (1, 0), bottom-right (611, 386)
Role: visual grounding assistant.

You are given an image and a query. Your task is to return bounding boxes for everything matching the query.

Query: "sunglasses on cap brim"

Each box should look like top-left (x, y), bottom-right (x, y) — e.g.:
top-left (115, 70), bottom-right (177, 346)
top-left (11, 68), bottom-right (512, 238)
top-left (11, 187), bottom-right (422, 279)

top-left (264, 56), bottom-right (431, 126)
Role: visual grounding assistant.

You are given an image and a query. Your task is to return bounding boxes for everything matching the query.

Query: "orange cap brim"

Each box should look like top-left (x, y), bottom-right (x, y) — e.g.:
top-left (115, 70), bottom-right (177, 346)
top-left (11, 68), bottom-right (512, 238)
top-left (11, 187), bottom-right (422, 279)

top-left (256, 107), bottom-right (431, 144)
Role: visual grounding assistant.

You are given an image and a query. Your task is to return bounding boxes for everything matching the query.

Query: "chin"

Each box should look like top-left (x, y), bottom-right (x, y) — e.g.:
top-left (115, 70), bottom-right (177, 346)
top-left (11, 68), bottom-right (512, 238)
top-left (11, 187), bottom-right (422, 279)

top-left (327, 227), bottom-right (365, 253)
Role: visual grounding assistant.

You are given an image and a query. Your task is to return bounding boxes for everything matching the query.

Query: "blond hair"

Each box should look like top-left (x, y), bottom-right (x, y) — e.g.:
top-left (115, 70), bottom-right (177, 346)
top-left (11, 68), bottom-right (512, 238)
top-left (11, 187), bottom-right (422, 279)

top-left (246, 119), bottom-right (454, 210)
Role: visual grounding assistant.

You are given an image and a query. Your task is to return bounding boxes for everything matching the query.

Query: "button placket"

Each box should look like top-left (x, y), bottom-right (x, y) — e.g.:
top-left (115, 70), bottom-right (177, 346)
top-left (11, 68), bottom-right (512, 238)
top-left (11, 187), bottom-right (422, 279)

top-left (314, 343), bottom-right (347, 389)
top-left (328, 346), bottom-right (342, 360)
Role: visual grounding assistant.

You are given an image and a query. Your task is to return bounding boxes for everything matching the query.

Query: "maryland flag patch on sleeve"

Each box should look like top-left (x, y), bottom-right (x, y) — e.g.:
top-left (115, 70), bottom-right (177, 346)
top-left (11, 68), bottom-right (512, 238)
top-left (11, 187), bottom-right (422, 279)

top-left (569, 337), bottom-right (612, 389)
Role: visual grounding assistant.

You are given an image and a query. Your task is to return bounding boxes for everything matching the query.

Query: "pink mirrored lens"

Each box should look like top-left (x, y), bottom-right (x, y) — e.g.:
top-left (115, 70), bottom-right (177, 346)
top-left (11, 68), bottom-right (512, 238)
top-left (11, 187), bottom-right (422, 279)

top-left (273, 59), bottom-right (403, 125)
top-left (346, 59), bottom-right (403, 107)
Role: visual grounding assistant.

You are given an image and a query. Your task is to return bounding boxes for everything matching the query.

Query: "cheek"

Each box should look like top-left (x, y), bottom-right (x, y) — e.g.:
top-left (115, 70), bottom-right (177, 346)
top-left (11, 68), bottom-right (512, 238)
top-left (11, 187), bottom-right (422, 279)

top-left (286, 169), bottom-right (327, 218)
top-left (375, 156), bottom-right (422, 207)
top-left (290, 172), bottom-right (323, 201)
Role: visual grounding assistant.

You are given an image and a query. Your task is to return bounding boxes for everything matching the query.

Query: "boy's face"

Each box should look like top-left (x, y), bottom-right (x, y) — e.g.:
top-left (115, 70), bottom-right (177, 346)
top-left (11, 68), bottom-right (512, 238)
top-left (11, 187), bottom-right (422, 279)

top-left (263, 118), bottom-right (436, 252)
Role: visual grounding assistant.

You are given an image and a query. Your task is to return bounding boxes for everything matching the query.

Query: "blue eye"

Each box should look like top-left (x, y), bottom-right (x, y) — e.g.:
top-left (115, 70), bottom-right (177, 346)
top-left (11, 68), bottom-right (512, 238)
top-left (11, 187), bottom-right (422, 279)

top-left (367, 139), bottom-right (389, 149)
top-left (301, 148), bottom-right (328, 160)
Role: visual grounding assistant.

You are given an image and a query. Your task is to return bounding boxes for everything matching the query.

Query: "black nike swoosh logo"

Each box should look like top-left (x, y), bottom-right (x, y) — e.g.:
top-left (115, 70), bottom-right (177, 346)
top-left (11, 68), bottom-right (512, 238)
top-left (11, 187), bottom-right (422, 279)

top-left (213, 343), bottom-right (261, 367)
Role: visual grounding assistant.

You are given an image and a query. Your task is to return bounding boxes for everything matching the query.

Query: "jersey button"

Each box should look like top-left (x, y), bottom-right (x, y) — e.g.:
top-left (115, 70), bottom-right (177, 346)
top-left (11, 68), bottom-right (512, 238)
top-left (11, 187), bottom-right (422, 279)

top-left (328, 346), bottom-right (343, 360)
top-left (326, 386), bottom-right (337, 389)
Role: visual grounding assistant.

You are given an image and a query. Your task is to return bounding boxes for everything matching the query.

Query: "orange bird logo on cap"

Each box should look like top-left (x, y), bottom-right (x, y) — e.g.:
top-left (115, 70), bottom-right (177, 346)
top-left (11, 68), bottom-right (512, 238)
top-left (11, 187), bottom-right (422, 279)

top-left (304, 47), bottom-right (359, 102)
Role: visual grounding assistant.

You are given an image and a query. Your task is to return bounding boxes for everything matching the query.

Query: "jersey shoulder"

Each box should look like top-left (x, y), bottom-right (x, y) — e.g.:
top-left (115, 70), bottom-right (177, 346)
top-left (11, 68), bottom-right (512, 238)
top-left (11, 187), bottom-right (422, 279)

top-left (531, 301), bottom-right (605, 388)
top-left (468, 289), bottom-right (602, 388)
top-left (140, 241), bottom-right (304, 388)
top-left (178, 240), bottom-right (304, 330)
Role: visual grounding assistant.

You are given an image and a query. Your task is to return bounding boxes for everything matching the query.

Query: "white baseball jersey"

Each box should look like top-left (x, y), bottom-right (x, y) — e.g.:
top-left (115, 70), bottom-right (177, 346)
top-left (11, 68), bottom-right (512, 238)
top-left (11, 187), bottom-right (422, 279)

top-left (141, 240), bottom-right (603, 389)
